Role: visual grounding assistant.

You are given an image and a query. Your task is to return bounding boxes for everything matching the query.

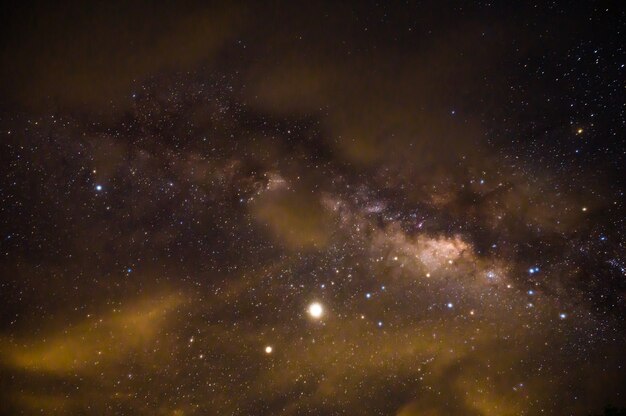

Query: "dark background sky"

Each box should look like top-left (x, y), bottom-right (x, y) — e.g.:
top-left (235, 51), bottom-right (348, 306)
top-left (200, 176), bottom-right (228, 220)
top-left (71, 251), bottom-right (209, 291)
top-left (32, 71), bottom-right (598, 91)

top-left (1, 1), bottom-right (625, 415)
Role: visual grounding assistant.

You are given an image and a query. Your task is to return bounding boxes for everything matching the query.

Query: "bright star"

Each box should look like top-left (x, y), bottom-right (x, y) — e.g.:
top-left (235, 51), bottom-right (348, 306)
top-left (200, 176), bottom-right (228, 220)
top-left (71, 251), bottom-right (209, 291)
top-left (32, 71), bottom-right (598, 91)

top-left (308, 302), bottom-right (323, 319)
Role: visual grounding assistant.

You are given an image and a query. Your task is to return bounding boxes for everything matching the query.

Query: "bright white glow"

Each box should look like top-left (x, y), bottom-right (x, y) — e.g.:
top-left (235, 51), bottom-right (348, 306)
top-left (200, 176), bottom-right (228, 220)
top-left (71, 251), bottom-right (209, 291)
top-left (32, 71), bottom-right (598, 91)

top-left (265, 345), bottom-right (273, 354)
top-left (308, 302), bottom-right (323, 319)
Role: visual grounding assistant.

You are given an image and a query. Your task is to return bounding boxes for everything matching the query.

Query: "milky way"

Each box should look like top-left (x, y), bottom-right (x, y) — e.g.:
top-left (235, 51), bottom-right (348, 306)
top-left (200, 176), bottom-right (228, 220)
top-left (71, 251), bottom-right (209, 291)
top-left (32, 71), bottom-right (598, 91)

top-left (1, 2), bottom-right (625, 415)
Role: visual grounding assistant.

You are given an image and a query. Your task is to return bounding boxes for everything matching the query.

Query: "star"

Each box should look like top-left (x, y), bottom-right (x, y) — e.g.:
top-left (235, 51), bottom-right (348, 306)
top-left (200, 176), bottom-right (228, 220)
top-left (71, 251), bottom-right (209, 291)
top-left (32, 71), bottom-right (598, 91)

top-left (308, 302), bottom-right (324, 319)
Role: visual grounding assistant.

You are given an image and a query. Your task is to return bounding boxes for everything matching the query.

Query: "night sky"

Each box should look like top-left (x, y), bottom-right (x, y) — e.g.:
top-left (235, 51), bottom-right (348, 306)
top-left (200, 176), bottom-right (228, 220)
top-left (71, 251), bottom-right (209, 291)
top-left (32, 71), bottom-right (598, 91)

top-left (1, 2), bottom-right (625, 415)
